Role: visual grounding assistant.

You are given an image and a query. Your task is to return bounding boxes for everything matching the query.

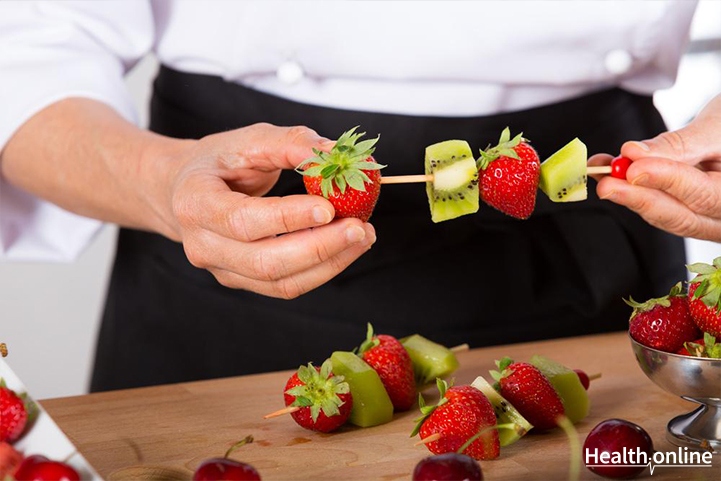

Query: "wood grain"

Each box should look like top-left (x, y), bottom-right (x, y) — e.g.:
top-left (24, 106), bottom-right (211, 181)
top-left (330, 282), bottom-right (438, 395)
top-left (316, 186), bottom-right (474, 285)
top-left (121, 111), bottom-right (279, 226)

top-left (41, 332), bottom-right (719, 480)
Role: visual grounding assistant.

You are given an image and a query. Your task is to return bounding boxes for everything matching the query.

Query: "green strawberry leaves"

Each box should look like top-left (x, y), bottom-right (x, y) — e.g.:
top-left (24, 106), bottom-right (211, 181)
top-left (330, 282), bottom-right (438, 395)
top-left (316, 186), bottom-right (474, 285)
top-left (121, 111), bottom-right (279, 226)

top-left (683, 333), bottom-right (721, 359)
top-left (623, 282), bottom-right (684, 321)
top-left (356, 323), bottom-right (381, 357)
top-left (410, 378), bottom-right (450, 438)
top-left (477, 127), bottom-right (525, 171)
top-left (285, 359), bottom-right (350, 423)
top-left (489, 357), bottom-right (515, 383)
top-left (296, 126), bottom-right (386, 199)
top-left (687, 257), bottom-right (721, 312)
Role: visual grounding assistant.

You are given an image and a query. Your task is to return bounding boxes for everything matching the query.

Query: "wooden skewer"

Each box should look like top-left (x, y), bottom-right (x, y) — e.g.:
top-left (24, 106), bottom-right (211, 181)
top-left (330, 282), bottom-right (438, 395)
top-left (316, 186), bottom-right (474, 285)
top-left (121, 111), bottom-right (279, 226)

top-left (263, 406), bottom-right (300, 419)
top-left (415, 432), bottom-right (443, 446)
top-left (587, 166), bottom-right (612, 175)
top-left (380, 174), bottom-right (433, 184)
top-left (588, 373), bottom-right (602, 381)
top-left (450, 343), bottom-right (470, 354)
top-left (382, 166), bottom-right (611, 185)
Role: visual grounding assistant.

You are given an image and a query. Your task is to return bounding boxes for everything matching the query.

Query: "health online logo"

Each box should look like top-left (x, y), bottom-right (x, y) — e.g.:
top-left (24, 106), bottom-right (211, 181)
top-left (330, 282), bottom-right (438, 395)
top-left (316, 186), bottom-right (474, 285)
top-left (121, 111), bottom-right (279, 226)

top-left (585, 447), bottom-right (714, 475)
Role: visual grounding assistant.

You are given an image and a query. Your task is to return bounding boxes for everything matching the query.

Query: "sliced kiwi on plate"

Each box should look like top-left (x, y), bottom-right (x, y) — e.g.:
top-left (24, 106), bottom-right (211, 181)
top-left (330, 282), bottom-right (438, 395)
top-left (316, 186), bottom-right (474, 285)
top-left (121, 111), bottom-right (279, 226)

top-left (539, 138), bottom-right (588, 202)
top-left (400, 334), bottom-right (459, 386)
top-left (471, 376), bottom-right (533, 446)
top-left (425, 140), bottom-right (479, 223)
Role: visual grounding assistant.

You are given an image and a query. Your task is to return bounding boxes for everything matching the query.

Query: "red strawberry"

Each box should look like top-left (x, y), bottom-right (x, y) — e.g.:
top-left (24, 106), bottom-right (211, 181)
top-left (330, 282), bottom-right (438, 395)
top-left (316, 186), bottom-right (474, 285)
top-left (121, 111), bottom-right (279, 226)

top-left (0, 442), bottom-right (23, 480)
top-left (676, 333), bottom-right (721, 358)
top-left (297, 126), bottom-right (385, 222)
top-left (413, 380), bottom-right (500, 461)
top-left (283, 360), bottom-right (352, 433)
top-left (0, 382), bottom-right (29, 443)
top-left (490, 358), bottom-right (564, 431)
top-left (686, 258), bottom-right (721, 337)
top-left (478, 128), bottom-right (540, 219)
top-left (357, 324), bottom-right (416, 411)
top-left (626, 282), bottom-right (701, 353)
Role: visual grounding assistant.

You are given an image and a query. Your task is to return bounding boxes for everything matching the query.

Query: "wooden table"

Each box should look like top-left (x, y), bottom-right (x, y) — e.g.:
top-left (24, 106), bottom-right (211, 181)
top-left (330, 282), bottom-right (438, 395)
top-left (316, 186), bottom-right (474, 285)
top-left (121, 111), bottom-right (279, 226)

top-left (41, 332), bottom-right (719, 480)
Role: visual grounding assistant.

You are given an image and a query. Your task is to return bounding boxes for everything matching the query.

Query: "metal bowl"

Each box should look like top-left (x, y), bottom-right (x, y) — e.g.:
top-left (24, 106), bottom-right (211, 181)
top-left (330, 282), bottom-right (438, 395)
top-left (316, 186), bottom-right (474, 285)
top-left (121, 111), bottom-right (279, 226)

top-left (629, 335), bottom-right (721, 452)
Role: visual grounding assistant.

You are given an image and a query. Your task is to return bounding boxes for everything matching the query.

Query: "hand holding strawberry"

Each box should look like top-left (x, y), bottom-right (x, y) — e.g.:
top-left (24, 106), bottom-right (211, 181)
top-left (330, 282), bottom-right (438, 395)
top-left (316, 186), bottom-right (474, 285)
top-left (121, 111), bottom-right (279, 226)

top-left (478, 128), bottom-right (540, 219)
top-left (297, 127), bottom-right (385, 222)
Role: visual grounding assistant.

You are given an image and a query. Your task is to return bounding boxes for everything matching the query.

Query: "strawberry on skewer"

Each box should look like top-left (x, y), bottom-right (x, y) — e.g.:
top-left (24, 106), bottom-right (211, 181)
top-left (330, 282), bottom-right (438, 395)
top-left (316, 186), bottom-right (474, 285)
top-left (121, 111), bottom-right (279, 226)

top-left (297, 127), bottom-right (385, 222)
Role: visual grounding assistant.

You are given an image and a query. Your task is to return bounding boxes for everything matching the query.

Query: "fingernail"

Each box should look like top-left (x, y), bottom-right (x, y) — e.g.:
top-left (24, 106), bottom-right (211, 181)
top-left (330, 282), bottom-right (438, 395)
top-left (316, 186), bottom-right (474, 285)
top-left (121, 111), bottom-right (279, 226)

top-left (631, 174), bottom-right (648, 186)
top-left (361, 224), bottom-right (376, 247)
top-left (632, 141), bottom-right (651, 152)
top-left (320, 140), bottom-right (336, 148)
top-left (599, 191), bottom-right (616, 200)
top-left (345, 225), bottom-right (366, 244)
top-left (312, 206), bottom-right (332, 224)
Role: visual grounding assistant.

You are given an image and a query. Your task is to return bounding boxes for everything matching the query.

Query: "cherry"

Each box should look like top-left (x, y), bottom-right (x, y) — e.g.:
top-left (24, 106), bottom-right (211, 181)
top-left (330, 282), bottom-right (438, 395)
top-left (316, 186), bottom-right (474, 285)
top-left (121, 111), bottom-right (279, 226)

top-left (610, 156), bottom-right (632, 180)
top-left (193, 435), bottom-right (260, 481)
top-left (193, 458), bottom-right (261, 481)
top-left (574, 369), bottom-right (590, 390)
top-left (13, 455), bottom-right (80, 481)
top-left (583, 419), bottom-right (654, 479)
top-left (412, 453), bottom-right (483, 481)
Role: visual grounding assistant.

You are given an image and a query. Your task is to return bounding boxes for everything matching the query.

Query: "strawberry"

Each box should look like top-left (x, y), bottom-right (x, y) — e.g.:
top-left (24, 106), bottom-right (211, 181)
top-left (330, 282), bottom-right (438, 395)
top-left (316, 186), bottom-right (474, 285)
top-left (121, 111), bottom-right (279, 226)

top-left (0, 380), bottom-right (32, 443)
top-left (626, 282), bottom-right (701, 353)
top-left (357, 323), bottom-right (416, 411)
top-left (686, 258), bottom-right (721, 337)
top-left (490, 358), bottom-right (564, 431)
top-left (412, 380), bottom-right (500, 461)
top-left (477, 127), bottom-right (540, 219)
top-left (297, 126), bottom-right (385, 222)
top-left (0, 442), bottom-right (23, 480)
top-left (676, 333), bottom-right (721, 358)
top-left (283, 360), bottom-right (352, 433)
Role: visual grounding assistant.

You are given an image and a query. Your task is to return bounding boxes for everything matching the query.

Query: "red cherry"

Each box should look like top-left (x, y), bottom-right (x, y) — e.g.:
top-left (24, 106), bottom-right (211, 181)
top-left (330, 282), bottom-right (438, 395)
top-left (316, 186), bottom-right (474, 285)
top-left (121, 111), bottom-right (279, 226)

top-left (14, 456), bottom-right (80, 481)
top-left (574, 369), bottom-right (590, 390)
top-left (583, 419), bottom-right (654, 479)
top-left (610, 156), bottom-right (632, 180)
top-left (193, 459), bottom-right (261, 481)
top-left (412, 453), bottom-right (483, 481)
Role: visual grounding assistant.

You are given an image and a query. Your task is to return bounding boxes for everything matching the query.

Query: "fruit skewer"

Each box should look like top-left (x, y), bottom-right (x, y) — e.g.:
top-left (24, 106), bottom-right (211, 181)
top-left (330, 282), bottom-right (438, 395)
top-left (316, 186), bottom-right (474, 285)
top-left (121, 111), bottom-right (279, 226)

top-left (381, 166), bottom-right (611, 185)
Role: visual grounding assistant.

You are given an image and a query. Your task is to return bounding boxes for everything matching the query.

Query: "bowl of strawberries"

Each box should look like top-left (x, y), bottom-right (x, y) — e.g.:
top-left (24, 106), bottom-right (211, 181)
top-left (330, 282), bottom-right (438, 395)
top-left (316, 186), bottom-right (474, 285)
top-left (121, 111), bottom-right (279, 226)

top-left (627, 258), bottom-right (721, 453)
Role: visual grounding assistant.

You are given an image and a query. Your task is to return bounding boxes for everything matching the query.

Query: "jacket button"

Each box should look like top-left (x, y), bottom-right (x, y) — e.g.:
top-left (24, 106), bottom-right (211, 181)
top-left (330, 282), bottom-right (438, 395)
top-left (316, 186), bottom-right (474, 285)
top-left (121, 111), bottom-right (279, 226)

top-left (277, 61), bottom-right (304, 85)
top-left (604, 49), bottom-right (633, 75)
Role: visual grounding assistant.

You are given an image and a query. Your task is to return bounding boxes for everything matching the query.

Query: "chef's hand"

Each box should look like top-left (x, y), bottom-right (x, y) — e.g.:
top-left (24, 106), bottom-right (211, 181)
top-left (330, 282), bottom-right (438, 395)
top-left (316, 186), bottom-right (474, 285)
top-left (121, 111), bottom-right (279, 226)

top-left (168, 123), bottom-right (376, 299)
top-left (589, 94), bottom-right (721, 242)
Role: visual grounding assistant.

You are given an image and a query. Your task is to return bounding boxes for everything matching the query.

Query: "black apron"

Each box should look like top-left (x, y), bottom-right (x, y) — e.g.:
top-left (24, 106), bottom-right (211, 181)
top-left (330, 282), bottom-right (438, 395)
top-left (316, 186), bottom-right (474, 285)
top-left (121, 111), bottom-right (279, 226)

top-left (90, 66), bottom-right (685, 392)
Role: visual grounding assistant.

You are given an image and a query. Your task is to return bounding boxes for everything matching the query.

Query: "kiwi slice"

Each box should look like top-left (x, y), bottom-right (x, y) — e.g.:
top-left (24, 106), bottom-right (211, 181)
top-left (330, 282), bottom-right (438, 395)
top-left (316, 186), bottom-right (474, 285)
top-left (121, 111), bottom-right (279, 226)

top-left (529, 355), bottom-right (589, 424)
top-left (400, 334), bottom-right (459, 386)
top-left (539, 138), bottom-right (588, 202)
top-left (425, 140), bottom-right (480, 223)
top-left (471, 376), bottom-right (533, 446)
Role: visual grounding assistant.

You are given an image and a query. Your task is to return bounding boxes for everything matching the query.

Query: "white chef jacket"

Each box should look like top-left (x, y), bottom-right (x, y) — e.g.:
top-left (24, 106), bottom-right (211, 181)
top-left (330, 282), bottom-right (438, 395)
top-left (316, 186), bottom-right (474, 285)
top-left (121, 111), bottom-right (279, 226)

top-left (0, 0), bottom-right (698, 261)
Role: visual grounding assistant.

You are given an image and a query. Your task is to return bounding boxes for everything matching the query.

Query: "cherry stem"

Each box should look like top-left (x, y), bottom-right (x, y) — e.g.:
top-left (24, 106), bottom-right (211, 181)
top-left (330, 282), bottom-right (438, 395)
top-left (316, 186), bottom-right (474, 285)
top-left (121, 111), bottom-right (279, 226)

top-left (450, 343), bottom-right (470, 354)
top-left (224, 435), bottom-right (254, 459)
top-left (588, 373), bottom-right (602, 382)
top-left (0, 343), bottom-right (7, 358)
top-left (263, 406), bottom-right (300, 419)
top-left (556, 415), bottom-right (581, 481)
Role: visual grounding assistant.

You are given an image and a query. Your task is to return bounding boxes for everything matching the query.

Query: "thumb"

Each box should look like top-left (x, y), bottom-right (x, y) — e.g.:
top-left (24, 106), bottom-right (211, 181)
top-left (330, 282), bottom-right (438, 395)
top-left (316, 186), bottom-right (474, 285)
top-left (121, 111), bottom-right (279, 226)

top-left (621, 96), bottom-right (721, 165)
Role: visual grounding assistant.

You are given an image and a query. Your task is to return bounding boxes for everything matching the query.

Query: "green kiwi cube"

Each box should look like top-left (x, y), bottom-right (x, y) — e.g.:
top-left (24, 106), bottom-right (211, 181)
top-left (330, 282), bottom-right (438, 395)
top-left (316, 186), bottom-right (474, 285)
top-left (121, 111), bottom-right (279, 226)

top-left (425, 140), bottom-right (480, 223)
top-left (539, 138), bottom-right (588, 202)
top-left (529, 355), bottom-right (589, 424)
top-left (471, 376), bottom-right (533, 446)
top-left (330, 351), bottom-right (394, 427)
top-left (400, 334), bottom-right (459, 386)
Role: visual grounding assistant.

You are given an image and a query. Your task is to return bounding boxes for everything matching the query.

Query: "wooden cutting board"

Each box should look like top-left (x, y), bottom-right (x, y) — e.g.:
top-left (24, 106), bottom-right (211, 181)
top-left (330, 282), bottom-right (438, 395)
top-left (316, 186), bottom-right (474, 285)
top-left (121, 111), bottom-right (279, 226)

top-left (41, 332), bottom-right (719, 480)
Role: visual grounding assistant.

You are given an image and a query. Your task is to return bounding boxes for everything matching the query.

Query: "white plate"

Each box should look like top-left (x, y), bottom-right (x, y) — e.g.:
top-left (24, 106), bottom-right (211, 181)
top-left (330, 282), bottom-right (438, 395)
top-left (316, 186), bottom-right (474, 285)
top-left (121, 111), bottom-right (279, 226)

top-left (0, 358), bottom-right (102, 480)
